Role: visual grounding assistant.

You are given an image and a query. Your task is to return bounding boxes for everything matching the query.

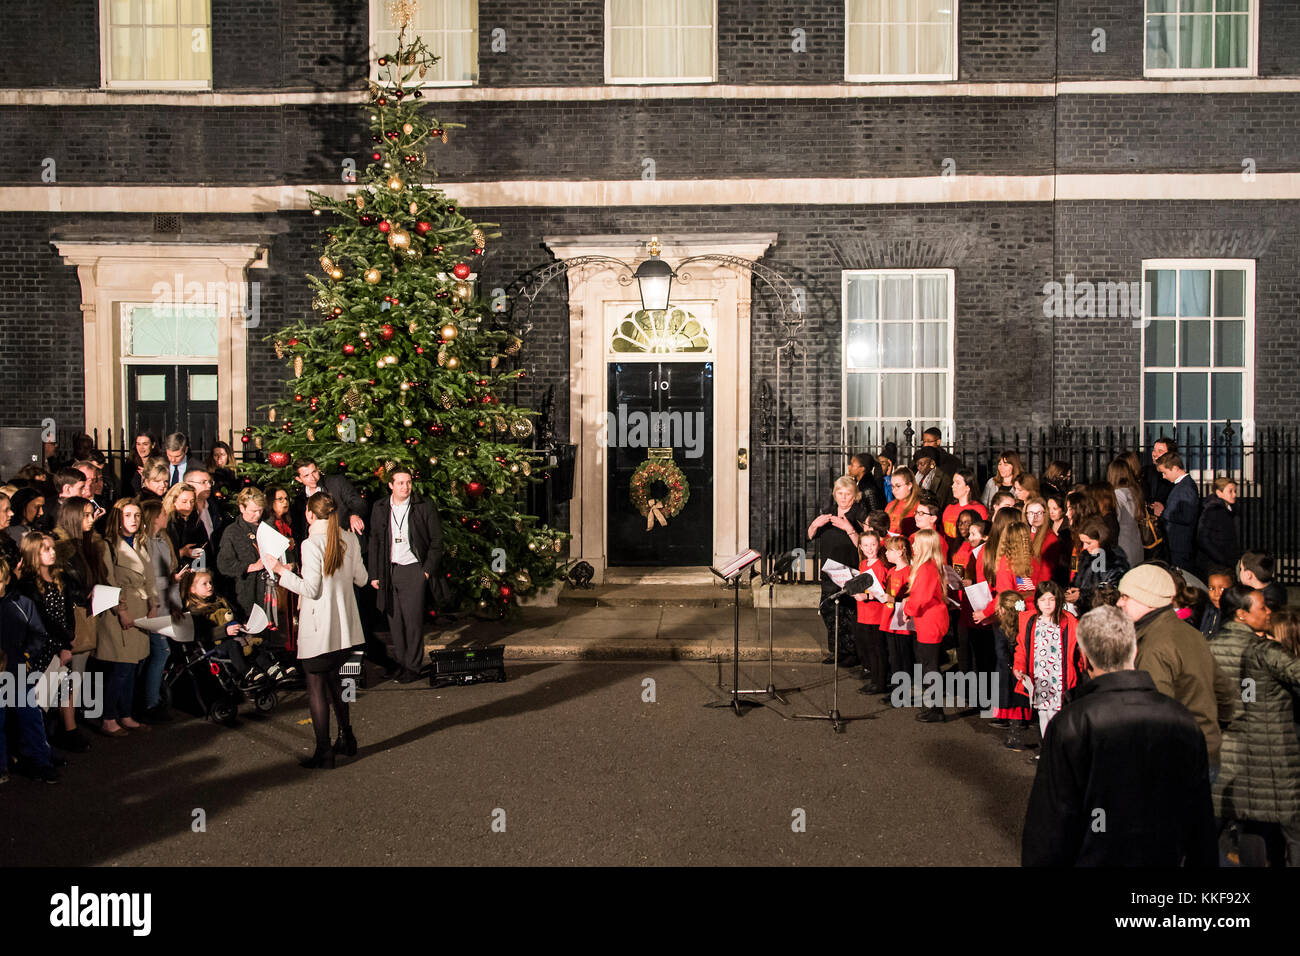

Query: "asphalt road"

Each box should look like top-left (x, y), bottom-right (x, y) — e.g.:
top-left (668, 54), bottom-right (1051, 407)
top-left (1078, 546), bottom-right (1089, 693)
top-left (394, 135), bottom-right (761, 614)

top-left (2, 661), bottom-right (1037, 866)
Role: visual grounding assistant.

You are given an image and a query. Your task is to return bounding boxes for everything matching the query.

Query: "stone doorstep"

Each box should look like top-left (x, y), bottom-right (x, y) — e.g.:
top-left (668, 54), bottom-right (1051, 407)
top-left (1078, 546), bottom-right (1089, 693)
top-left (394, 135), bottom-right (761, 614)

top-left (558, 583), bottom-right (753, 608)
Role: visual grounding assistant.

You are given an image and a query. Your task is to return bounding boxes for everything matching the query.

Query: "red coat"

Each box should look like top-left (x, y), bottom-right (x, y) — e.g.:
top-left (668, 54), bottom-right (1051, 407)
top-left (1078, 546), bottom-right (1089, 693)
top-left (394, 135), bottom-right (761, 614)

top-left (903, 561), bottom-right (950, 645)
top-left (880, 564), bottom-right (912, 635)
top-left (886, 499), bottom-right (917, 537)
top-left (1011, 610), bottom-right (1087, 696)
top-left (962, 542), bottom-right (990, 628)
top-left (1033, 529), bottom-right (1059, 584)
top-left (909, 530), bottom-right (949, 563)
top-left (994, 555), bottom-right (1040, 598)
top-left (855, 557), bottom-right (889, 626)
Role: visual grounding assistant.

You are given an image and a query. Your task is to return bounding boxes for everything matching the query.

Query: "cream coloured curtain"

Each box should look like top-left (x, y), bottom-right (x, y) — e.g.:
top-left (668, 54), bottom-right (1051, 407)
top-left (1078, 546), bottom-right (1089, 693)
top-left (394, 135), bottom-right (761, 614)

top-left (106, 0), bottom-right (211, 86)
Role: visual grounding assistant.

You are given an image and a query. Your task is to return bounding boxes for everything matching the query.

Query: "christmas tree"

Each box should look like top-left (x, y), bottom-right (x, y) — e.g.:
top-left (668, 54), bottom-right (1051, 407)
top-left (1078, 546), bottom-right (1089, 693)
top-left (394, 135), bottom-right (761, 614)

top-left (247, 13), bottom-right (567, 613)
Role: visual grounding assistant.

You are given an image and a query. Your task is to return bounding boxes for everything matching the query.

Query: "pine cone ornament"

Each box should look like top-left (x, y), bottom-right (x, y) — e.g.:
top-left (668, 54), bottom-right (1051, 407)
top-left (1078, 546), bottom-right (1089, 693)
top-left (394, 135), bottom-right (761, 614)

top-left (504, 337), bottom-right (522, 356)
top-left (343, 386), bottom-right (364, 410)
top-left (294, 356), bottom-right (304, 378)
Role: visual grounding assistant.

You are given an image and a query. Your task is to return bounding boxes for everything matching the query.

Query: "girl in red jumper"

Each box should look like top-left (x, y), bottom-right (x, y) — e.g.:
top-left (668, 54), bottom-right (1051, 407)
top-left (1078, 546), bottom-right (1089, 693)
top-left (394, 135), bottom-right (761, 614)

top-left (880, 535), bottom-right (914, 697)
top-left (905, 529), bottom-right (950, 723)
top-left (1012, 581), bottom-right (1087, 742)
top-left (853, 530), bottom-right (890, 695)
top-left (942, 468), bottom-right (987, 552)
top-left (885, 468), bottom-right (920, 537)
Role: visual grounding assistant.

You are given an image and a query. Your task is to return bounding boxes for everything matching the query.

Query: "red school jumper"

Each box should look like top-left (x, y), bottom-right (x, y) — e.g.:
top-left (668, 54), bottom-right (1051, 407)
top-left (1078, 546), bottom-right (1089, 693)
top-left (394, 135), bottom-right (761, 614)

top-left (856, 557), bottom-right (890, 626)
top-left (903, 561), bottom-right (950, 645)
top-left (880, 564), bottom-right (913, 635)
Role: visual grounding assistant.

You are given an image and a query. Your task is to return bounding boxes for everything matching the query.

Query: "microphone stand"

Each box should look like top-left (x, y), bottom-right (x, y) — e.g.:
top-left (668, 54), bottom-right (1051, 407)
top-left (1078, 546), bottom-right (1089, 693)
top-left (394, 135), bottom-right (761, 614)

top-left (704, 568), bottom-right (764, 716)
top-left (733, 550), bottom-right (803, 704)
top-left (793, 573), bottom-right (878, 733)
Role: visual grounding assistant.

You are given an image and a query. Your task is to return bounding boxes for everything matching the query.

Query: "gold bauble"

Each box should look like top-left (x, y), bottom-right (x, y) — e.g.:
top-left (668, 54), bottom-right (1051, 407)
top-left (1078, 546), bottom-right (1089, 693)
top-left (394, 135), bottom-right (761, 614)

top-left (494, 416), bottom-right (507, 433)
top-left (355, 194), bottom-right (365, 210)
top-left (383, 354), bottom-right (398, 365)
top-left (510, 463), bottom-right (519, 474)
top-left (254, 436), bottom-right (263, 449)
top-left (428, 455), bottom-right (438, 466)
top-left (402, 123), bottom-right (414, 135)
top-left (399, 381), bottom-right (410, 391)
top-left (403, 418), bottom-right (413, 427)
top-left (387, 229), bottom-right (411, 250)
top-left (319, 256), bottom-right (333, 272)
top-left (522, 461), bottom-right (531, 476)
top-left (489, 356), bottom-right (499, 369)
top-left (408, 320), bottom-right (419, 334)
top-left (409, 201), bottom-right (418, 215)
top-left (472, 228), bottom-right (486, 247)
top-left (441, 323), bottom-right (458, 340)
top-left (307, 427), bottom-right (315, 441)
top-left (388, 175), bottom-right (403, 191)
top-left (446, 356), bottom-right (459, 369)
top-left (330, 268), bottom-right (344, 280)
top-left (364, 268), bottom-right (382, 284)
top-left (403, 246), bottom-right (420, 260)
top-left (454, 280), bottom-right (472, 300)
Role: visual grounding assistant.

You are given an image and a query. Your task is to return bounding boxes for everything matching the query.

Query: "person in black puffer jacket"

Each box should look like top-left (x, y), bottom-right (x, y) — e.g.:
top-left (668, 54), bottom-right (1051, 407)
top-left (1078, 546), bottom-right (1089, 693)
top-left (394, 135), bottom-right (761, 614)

top-left (1065, 517), bottom-right (1129, 615)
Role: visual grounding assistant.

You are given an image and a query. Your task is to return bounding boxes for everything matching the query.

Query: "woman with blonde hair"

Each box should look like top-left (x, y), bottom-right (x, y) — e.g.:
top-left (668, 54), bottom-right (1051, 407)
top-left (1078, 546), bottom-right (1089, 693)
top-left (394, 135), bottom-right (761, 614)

top-left (885, 466), bottom-right (920, 536)
top-left (138, 460), bottom-right (169, 502)
top-left (905, 529), bottom-right (951, 723)
top-left (808, 475), bottom-right (868, 666)
top-left (268, 492), bottom-right (368, 769)
top-left (162, 481), bottom-right (202, 570)
top-left (94, 499), bottom-right (158, 736)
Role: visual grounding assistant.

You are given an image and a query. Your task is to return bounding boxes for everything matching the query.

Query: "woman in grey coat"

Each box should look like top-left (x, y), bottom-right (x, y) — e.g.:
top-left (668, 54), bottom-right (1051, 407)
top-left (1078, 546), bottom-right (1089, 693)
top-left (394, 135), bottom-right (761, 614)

top-left (1210, 585), bottom-right (1300, 866)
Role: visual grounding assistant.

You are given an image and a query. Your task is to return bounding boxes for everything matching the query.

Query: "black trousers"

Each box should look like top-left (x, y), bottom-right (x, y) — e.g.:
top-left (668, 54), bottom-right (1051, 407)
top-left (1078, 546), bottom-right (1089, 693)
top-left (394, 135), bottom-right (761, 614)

top-left (885, 628), bottom-right (915, 690)
top-left (916, 641), bottom-right (944, 715)
top-left (386, 562), bottom-right (428, 676)
top-left (853, 622), bottom-right (889, 692)
top-left (957, 624), bottom-right (997, 677)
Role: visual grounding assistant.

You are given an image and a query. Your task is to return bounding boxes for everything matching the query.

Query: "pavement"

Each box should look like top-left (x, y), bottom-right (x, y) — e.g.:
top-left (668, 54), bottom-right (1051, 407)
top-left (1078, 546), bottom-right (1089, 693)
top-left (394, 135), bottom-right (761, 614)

top-left (0, 661), bottom-right (1037, 867)
top-left (427, 582), bottom-right (830, 662)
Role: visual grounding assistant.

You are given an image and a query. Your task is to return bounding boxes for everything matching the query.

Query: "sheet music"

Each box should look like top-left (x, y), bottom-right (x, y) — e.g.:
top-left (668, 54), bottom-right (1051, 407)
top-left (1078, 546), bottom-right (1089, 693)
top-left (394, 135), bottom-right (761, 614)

top-left (964, 581), bottom-right (992, 614)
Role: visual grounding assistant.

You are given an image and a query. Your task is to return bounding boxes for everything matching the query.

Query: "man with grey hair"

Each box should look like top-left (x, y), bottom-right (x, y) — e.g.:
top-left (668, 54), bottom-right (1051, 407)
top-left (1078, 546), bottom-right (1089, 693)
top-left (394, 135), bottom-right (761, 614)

top-left (1022, 605), bottom-right (1216, 866)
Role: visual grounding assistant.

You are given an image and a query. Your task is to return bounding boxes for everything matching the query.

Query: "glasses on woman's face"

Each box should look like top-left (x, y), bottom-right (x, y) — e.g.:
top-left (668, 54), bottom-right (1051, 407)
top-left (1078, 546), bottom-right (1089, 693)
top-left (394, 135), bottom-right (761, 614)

top-left (1026, 507), bottom-right (1045, 520)
top-left (916, 510), bottom-right (935, 519)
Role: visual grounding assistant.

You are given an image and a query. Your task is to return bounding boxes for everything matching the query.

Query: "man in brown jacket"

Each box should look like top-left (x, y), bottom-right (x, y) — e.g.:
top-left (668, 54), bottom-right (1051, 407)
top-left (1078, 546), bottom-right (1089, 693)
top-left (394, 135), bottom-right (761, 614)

top-left (1117, 565), bottom-right (1238, 769)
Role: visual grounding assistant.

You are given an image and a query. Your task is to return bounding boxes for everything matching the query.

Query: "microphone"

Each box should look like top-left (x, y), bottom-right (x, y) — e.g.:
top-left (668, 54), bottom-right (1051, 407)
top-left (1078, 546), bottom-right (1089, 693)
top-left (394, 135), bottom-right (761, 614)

top-left (819, 570), bottom-right (878, 606)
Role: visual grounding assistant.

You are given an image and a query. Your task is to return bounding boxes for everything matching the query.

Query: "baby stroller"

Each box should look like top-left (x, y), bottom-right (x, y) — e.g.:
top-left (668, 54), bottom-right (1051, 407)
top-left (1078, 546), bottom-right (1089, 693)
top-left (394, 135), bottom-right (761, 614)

top-left (160, 626), bottom-right (279, 725)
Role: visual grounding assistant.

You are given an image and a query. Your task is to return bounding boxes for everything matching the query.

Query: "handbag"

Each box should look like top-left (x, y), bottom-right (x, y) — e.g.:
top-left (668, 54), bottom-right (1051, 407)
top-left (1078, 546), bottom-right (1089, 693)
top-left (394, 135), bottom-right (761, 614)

top-left (1139, 509), bottom-right (1163, 550)
top-left (71, 606), bottom-right (98, 654)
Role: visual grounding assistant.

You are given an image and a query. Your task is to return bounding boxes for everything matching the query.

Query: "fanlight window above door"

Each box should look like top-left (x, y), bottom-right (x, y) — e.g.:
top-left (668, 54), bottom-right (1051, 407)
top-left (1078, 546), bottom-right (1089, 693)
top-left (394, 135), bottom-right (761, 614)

top-left (610, 308), bottom-right (711, 354)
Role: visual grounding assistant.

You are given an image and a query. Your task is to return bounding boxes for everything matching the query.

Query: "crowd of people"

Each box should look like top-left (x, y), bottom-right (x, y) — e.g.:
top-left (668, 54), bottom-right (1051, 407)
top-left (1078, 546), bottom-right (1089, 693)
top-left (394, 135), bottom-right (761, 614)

top-left (0, 431), bottom-right (445, 782)
top-left (810, 427), bottom-right (1300, 866)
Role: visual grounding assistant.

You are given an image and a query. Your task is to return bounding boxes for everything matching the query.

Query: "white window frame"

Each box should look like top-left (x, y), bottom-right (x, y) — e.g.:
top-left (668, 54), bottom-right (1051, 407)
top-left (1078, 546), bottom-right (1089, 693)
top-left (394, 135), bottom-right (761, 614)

top-left (1143, 0), bottom-right (1257, 78)
top-left (844, 0), bottom-right (959, 84)
top-left (1139, 258), bottom-right (1255, 476)
top-left (119, 301), bottom-right (221, 434)
top-left (604, 0), bottom-right (718, 85)
top-left (604, 301), bottom-right (716, 360)
top-left (368, 0), bottom-right (478, 87)
top-left (100, 0), bottom-right (213, 91)
top-left (841, 268), bottom-right (956, 447)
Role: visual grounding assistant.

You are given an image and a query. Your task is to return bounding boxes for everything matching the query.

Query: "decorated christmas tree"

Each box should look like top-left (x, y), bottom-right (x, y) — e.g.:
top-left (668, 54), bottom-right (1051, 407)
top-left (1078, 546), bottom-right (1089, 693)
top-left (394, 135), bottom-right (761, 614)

top-left (247, 11), bottom-right (567, 613)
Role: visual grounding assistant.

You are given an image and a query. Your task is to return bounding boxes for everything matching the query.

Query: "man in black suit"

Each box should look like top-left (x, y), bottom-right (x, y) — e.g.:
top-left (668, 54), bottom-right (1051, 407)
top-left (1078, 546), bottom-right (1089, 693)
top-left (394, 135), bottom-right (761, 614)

top-left (1154, 451), bottom-right (1200, 570)
top-left (915, 426), bottom-right (965, 477)
top-left (912, 448), bottom-right (953, 512)
top-left (182, 468), bottom-right (229, 571)
top-left (368, 466), bottom-right (442, 683)
top-left (1140, 435), bottom-right (1176, 510)
top-left (162, 432), bottom-right (205, 487)
top-left (290, 458), bottom-right (368, 542)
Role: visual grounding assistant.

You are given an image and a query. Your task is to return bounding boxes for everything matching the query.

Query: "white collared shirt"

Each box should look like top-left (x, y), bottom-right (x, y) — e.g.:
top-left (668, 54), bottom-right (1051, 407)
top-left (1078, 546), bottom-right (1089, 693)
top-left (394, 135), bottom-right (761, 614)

top-left (389, 495), bottom-right (418, 566)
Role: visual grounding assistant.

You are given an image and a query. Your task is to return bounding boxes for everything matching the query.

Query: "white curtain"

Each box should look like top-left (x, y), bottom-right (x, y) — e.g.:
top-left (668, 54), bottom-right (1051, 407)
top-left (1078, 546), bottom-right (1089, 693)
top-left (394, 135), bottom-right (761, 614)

top-left (848, 0), bottom-right (953, 78)
top-left (376, 0), bottom-right (478, 83)
top-left (108, 0), bottom-right (210, 85)
top-left (609, 0), bottom-right (713, 80)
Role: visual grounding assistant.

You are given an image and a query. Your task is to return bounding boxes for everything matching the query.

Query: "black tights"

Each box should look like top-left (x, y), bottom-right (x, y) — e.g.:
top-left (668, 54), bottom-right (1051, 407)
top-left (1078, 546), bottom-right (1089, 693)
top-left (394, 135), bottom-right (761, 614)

top-left (304, 669), bottom-right (349, 752)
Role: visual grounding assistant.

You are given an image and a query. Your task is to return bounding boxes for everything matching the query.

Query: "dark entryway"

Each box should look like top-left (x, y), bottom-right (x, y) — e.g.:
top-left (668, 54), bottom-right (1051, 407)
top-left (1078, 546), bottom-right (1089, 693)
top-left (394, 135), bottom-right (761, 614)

top-left (607, 362), bottom-right (713, 566)
top-left (126, 365), bottom-right (219, 452)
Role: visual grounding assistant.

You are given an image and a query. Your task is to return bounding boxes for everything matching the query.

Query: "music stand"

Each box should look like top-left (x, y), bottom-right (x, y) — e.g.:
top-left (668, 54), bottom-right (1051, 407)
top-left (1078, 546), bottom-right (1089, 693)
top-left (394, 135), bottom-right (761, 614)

top-left (734, 549), bottom-right (804, 704)
top-left (792, 571), bottom-right (878, 733)
top-left (704, 550), bottom-right (763, 716)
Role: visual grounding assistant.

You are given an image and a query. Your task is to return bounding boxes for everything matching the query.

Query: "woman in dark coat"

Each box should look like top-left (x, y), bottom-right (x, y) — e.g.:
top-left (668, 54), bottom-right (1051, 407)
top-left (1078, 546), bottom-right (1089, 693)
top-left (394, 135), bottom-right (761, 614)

top-left (807, 475), bottom-right (869, 666)
top-left (1197, 477), bottom-right (1241, 579)
top-left (1064, 517), bottom-right (1129, 615)
top-left (1210, 585), bottom-right (1300, 867)
top-left (216, 487), bottom-right (271, 620)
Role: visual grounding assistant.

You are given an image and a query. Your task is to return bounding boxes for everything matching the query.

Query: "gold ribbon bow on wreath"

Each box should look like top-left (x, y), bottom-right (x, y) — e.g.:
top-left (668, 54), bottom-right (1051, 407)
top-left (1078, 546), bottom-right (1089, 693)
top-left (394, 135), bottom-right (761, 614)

top-left (645, 500), bottom-right (669, 531)
top-left (629, 458), bottom-right (690, 533)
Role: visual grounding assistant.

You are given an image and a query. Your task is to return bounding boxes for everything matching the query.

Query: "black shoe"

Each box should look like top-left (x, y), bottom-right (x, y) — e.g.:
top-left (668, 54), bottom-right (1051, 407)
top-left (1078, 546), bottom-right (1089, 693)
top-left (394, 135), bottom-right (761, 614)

top-left (332, 727), bottom-right (358, 757)
top-left (915, 709), bottom-right (946, 723)
top-left (142, 705), bottom-right (172, 724)
top-left (300, 748), bottom-right (335, 770)
top-left (49, 753), bottom-right (67, 769)
top-left (821, 655), bottom-right (836, 665)
top-left (989, 718), bottom-right (1011, 728)
top-left (1004, 730), bottom-right (1026, 752)
top-left (53, 729), bottom-right (91, 754)
top-left (397, 671), bottom-right (421, 684)
top-left (37, 765), bottom-right (61, 784)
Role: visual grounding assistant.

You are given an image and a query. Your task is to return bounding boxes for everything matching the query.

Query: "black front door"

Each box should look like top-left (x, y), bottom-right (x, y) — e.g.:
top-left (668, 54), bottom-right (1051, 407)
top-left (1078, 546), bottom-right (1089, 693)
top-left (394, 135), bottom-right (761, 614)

top-left (126, 365), bottom-right (220, 453)
top-left (607, 362), bottom-right (713, 566)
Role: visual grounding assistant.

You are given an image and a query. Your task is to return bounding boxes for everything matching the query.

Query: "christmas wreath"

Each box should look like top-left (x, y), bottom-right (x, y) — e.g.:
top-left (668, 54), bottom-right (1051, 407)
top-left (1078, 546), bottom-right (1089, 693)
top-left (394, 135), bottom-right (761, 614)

top-left (629, 459), bottom-right (690, 530)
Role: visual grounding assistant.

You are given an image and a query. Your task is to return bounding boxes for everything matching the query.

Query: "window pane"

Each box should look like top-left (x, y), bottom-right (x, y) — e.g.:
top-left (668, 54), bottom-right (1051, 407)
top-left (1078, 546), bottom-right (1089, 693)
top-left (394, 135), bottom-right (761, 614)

top-left (881, 275), bottom-right (912, 320)
top-left (881, 373), bottom-right (911, 418)
top-left (881, 24), bottom-right (916, 74)
top-left (847, 25), bottom-right (880, 75)
top-left (845, 277), bottom-right (878, 321)
top-left (1214, 269), bottom-right (1245, 317)
top-left (681, 0), bottom-right (712, 26)
top-left (1146, 269), bottom-right (1177, 316)
top-left (1146, 15), bottom-right (1176, 69)
top-left (881, 323), bottom-right (912, 367)
top-left (643, 28), bottom-right (675, 77)
top-left (610, 27), bottom-right (642, 76)
top-left (1148, 0), bottom-right (1176, 12)
top-left (845, 323), bottom-right (878, 369)
top-left (916, 275), bottom-right (947, 319)
top-left (1211, 372), bottom-right (1243, 420)
top-left (917, 322), bottom-right (947, 368)
top-left (1217, 0), bottom-right (1249, 10)
top-left (1216, 13), bottom-right (1249, 68)
top-left (846, 372), bottom-right (879, 419)
top-left (1177, 372), bottom-right (1209, 420)
top-left (917, 24), bottom-right (951, 74)
top-left (609, 0), bottom-right (640, 27)
top-left (915, 373), bottom-right (946, 418)
top-left (189, 373), bottom-right (218, 402)
top-left (1145, 371), bottom-right (1175, 421)
top-left (1179, 319), bottom-right (1211, 366)
top-left (1178, 269), bottom-right (1210, 316)
top-left (1214, 320), bottom-right (1244, 367)
top-left (137, 374), bottom-right (167, 402)
top-left (1144, 319), bottom-right (1176, 366)
top-left (681, 27), bottom-right (712, 77)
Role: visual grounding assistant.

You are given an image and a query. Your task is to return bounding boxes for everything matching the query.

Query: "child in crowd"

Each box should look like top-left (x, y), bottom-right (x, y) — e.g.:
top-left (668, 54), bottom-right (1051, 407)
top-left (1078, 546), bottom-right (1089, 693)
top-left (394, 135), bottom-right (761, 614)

top-left (853, 529), bottom-right (890, 695)
top-left (905, 529), bottom-right (951, 723)
top-left (991, 589), bottom-right (1031, 748)
top-left (880, 535), bottom-right (914, 698)
top-left (184, 570), bottom-right (282, 685)
top-left (1012, 581), bottom-right (1086, 744)
top-left (955, 515), bottom-right (993, 677)
top-left (0, 560), bottom-right (59, 783)
top-left (1201, 568), bottom-right (1235, 639)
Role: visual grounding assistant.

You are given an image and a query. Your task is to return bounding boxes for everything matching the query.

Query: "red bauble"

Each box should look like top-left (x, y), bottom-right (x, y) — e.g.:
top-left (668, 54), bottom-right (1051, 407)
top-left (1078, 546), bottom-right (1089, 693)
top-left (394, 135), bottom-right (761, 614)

top-left (343, 343), bottom-right (356, 355)
top-left (378, 220), bottom-right (391, 234)
top-left (416, 221), bottom-right (431, 234)
top-left (371, 152), bottom-right (381, 161)
top-left (415, 346), bottom-right (424, 354)
top-left (380, 324), bottom-right (394, 340)
top-left (452, 262), bottom-right (471, 279)
top-left (472, 247), bottom-right (484, 256)
top-left (499, 585), bottom-right (512, 599)
top-left (465, 481), bottom-right (485, 498)
top-left (268, 452), bottom-right (290, 468)
top-left (294, 394), bottom-right (303, 402)
top-left (288, 337), bottom-right (299, 346)
top-left (240, 435), bottom-right (250, 444)
top-left (338, 413), bottom-right (347, 421)
top-left (429, 424), bottom-right (446, 436)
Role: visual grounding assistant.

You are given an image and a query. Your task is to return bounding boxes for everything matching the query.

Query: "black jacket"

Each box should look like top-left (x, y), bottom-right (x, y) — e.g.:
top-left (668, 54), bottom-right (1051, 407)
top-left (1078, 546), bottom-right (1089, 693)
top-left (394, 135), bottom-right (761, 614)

top-left (215, 516), bottom-right (268, 618)
top-left (1140, 463), bottom-right (1174, 509)
top-left (367, 494), bottom-right (444, 615)
top-left (1069, 545), bottom-right (1129, 614)
top-left (291, 474), bottom-right (368, 544)
top-left (854, 477), bottom-right (884, 514)
top-left (1022, 669), bottom-right (1217, 867)
top-left (1195, 496), bottom-right (1240, 576)
top-left (1162, 475), bottom-right (1201, 569)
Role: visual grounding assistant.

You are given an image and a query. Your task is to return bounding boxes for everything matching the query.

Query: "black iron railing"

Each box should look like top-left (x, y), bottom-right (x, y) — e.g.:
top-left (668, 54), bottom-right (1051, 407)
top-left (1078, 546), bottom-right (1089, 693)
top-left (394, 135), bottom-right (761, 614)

top-left (757, 423), bottom-right (1300, 585)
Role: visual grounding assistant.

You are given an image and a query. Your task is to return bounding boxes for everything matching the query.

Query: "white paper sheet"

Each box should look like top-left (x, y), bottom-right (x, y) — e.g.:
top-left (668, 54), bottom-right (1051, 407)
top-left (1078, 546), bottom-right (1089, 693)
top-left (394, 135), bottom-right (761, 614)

top-left (889, 602), bottom-right (915, 632)
top-left (256, 523), bottom-right (290, 561)
top-left (90, 585), bottom-right (121, 617)
top-left (820, 558), bottom-right (854, 588)
top-left (963, 581), bottom-right (993, 614)
top-left (867, 581), bottom-right (889, 603)
top-left (243, 604), bottom-right (269, 635)
top-left (1021, 675), bottom-right (1036, 700)
top-left (943, 565), bottom-right (964, 591)
top-left (133, 613), bottom-right (195, 642)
